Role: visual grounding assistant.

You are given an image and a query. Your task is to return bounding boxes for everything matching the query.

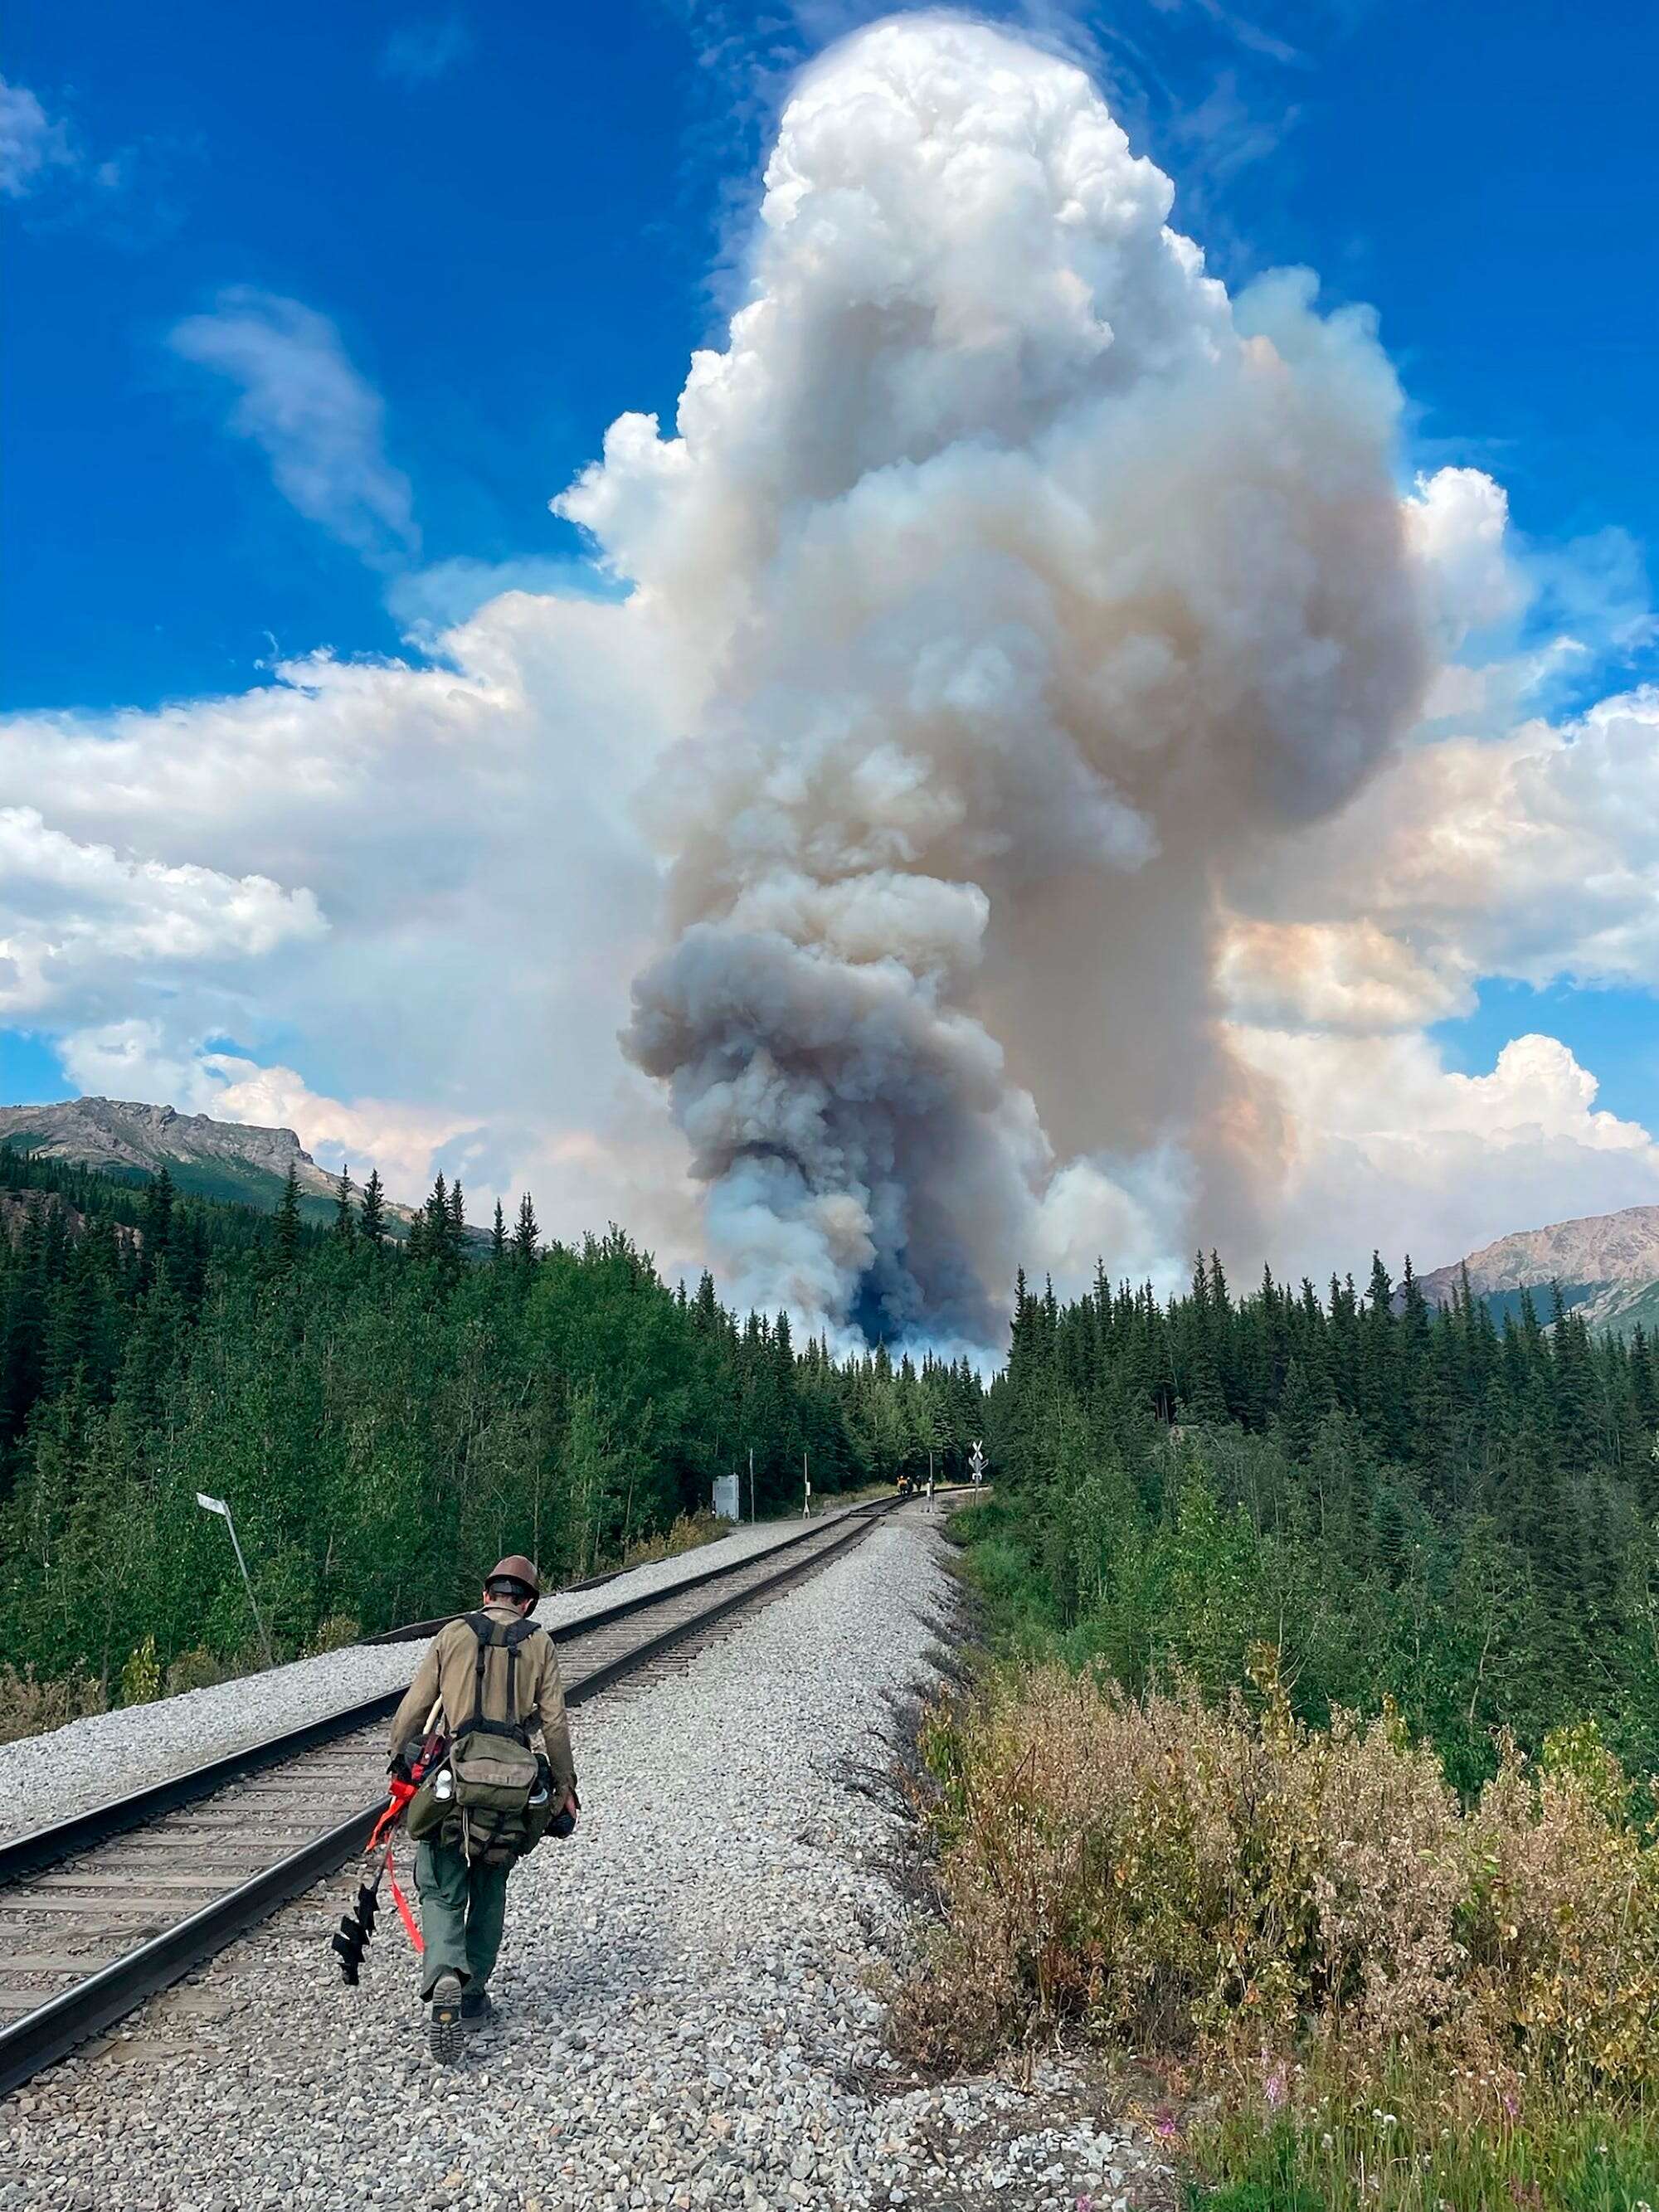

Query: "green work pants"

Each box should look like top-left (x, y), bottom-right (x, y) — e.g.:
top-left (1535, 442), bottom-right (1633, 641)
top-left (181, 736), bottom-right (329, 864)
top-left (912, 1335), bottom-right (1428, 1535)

top-left (414, 1837), bottom-right (510, 2000)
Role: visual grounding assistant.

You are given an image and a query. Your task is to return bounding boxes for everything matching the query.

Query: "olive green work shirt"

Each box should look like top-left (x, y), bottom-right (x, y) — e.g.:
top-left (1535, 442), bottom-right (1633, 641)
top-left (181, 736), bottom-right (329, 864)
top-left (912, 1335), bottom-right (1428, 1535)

top-left (387, 1602), bottom-right (577, 1796)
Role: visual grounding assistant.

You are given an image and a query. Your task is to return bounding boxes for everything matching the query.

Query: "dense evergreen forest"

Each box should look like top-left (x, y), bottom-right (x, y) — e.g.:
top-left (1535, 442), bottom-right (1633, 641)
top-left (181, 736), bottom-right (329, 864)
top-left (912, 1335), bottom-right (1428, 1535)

top-left (7, 1138), bottom-right (1656, 1791)
top-left (0, 1145), bottom-right (983, 1695)
top-left (980, 1257), bottom-right (1659, 1790)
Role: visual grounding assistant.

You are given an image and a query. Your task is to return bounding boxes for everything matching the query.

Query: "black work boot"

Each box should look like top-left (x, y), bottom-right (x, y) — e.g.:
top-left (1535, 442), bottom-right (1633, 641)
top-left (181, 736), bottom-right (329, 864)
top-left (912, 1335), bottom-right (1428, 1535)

top-left (429, 1971), bottom-right (464, 2064)
top-left (460, 1988), bottom-right (497, 2030)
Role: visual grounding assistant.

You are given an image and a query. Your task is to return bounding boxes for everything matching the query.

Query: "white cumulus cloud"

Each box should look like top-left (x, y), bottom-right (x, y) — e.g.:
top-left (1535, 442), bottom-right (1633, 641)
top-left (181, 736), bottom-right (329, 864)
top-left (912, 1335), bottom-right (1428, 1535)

top-left (0, 807), bottom-right (325, 1022)
top-left (1231, 1028), bottom-right (1659, 1286)
top-left (0, 586), bottom-right (697, 1252)
top-left (1224, 683), bottom-right (1659, 1032)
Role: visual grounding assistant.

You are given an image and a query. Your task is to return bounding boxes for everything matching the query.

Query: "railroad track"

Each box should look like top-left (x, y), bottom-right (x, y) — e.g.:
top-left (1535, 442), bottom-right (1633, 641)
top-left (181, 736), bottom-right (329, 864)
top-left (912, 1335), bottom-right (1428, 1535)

top-left (0, 1491), bottom-right (945, 2096)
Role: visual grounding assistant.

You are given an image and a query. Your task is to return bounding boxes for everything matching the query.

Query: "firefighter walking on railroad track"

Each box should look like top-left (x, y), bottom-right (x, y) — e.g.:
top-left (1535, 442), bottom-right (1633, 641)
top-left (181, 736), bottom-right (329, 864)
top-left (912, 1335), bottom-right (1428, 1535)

top-left (386, 1553), bottom-right (579, 2060)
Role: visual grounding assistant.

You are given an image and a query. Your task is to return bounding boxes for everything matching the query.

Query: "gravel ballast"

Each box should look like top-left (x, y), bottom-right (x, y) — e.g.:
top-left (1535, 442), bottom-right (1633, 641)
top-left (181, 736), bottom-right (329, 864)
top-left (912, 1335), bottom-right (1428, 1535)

top-left (0, 1504), bottom-right (1174, 2210)
top-left (0, 1503), bottom-right (875, 1841)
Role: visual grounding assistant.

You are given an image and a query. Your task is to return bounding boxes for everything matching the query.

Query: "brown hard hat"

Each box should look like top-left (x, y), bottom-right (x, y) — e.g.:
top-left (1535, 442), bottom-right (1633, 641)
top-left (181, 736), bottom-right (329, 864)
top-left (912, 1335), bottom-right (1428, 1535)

top-left (486, 1553), bottom-right (542, 1597)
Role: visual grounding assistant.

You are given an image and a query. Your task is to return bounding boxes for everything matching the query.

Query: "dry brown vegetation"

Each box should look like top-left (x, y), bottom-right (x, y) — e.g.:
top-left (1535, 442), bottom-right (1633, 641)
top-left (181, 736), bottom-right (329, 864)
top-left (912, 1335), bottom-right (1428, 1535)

top-left (893, 1651), bottom-right (1659, 2137)
top-left (0, 1660), bottom-right (106, 1746)
top-left (619, 1507), bottom-right (730, 1569)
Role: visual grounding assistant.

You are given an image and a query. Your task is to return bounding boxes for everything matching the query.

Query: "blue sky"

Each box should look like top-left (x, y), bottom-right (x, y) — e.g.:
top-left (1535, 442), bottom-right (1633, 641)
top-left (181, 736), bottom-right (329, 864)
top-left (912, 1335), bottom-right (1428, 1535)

top-left (2, 0), bottom-right (1657, 1276)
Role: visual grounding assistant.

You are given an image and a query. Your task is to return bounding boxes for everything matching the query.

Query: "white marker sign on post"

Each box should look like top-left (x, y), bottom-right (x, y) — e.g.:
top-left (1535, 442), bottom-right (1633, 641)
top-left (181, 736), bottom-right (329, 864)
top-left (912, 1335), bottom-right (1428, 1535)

top-left (196, 1491), bottom-right (275, 1668)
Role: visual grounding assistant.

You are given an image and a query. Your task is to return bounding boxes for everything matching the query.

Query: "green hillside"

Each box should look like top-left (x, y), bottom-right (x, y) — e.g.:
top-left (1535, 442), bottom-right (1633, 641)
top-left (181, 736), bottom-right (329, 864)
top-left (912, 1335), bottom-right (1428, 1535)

top-left (1470, 1276), bottom-right (1659, 1343)
top-left (1579, 1276), bottom-right (1659, 1342)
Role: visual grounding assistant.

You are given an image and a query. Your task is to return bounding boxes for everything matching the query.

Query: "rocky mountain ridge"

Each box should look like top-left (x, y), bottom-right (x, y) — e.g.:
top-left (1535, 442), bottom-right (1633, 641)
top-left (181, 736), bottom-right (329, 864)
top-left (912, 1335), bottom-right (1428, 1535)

top-left (1418, 1203), bottom-right (1659, 1339)
top-left (0, 1096), bottom-right (416, 1229)
top-left (0, 1095), bottom-right (338, 1188)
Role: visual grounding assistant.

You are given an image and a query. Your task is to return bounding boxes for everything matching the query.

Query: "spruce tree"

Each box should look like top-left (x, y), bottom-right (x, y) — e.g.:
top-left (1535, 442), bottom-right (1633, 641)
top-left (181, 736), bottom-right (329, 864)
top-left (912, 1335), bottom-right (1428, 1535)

top-left (274, 1164), bottom-right (302, 1270)
top-left (414, 1174), bottom-right (465, 1286)
top-left (1549, 1291), bottom-right (1600, 1477)
top-left (1277, 1358), bottom-right (1318, 1462)
top-left (424, 1173), bottom-right (450, 1255)
top-left (512, 1193), bottom-right (539, 1268)
top-left (1357, 1253), bottom-right (1398, 1455)
top-left (358, 1169), bottom-right (387, 1247)
top-left (332, 1167), bottom-right (356, 1245)
top-left (140, 1166), bottom-right (176, 1281)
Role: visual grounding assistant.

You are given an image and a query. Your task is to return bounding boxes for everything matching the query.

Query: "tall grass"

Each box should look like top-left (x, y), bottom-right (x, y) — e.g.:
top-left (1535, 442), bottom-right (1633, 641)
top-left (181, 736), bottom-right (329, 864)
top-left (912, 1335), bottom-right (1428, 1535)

top-left (1189, 2088), bottom-right (1657, 2210)
top-left (892, 1656), bottom-right (1659, 2205)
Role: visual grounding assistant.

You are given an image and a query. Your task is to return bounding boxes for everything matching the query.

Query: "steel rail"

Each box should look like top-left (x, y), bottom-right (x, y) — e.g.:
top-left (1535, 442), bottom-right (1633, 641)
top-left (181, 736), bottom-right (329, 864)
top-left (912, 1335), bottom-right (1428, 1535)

top-left (0, 1491), bottom-right (932, 2098)
top-left (0, 1495), bottom-right (894, 1889)
top-left (360, 1560), bottom-right (629, 1647)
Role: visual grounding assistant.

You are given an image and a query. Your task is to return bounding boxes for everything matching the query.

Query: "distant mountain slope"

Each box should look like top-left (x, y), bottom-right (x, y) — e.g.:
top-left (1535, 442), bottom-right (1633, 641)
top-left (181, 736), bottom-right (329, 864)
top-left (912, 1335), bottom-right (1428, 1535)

top-left (0, 1184), bottom-right (140, 1249)
top-left (1418, 1203), bottom-right (1659, 1339)
top-left (0, 1096), bottom-right (416, 1232)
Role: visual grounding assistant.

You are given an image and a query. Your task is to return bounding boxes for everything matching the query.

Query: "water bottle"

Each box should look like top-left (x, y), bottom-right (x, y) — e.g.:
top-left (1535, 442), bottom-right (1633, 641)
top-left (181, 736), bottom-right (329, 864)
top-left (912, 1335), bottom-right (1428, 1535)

top-left (434, 1767), bottom-right (455, 1805)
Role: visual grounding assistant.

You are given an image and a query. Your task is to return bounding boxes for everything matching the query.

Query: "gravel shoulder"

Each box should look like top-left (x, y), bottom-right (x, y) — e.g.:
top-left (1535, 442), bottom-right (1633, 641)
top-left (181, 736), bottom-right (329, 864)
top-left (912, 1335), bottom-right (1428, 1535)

top-left (0, 1501), bottom-right (873, 1841)
top-left (0, 1500), bottom-right (1174, 2211)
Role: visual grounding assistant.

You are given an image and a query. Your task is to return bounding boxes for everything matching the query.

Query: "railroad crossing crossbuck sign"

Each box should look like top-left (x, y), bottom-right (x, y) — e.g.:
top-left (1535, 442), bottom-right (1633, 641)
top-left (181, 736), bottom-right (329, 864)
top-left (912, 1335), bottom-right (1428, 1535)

top-left (969, 1440), bottom-right (985, 1486)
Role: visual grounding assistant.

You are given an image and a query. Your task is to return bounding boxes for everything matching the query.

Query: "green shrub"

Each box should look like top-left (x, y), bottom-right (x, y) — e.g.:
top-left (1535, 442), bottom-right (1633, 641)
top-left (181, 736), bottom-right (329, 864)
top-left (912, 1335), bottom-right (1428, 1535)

top-left (119, 1634), bottom-right (162, 1707)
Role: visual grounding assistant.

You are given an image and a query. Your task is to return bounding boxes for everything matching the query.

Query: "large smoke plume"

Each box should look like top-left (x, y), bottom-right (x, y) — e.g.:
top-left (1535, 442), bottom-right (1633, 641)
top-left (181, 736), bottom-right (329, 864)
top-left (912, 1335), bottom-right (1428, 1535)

top-left (557, 16), bottom-right (1432, 1344)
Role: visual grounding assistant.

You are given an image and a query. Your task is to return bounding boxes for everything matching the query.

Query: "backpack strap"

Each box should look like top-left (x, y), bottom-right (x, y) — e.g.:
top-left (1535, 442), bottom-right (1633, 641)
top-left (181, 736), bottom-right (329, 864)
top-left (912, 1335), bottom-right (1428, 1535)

top-left (461, 1610), bottom-right (493, 1728)
top-left (457, 1610), bottom-right (538, 1744)
top-left (499, 1616), bottom-right (540, 1738)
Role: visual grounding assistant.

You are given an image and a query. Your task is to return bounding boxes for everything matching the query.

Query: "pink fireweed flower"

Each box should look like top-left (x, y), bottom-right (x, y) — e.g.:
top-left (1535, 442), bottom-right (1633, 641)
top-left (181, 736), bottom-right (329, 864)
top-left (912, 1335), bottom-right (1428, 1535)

top-left (1263, 2063), bottom-right (1289, 2111)
top-left (1152, 2109), bottom-right (1180, 2142)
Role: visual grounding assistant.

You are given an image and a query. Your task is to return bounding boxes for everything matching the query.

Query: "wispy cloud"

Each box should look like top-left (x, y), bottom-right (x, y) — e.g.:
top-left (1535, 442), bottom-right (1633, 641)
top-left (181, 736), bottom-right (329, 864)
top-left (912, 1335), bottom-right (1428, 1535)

top-left (169, 290), bottom-right (418, 567)
top-left (381, 15), bottom-right (473, 85)
top-left (1172, 66), bottom-right (1299, 181)
top-left (1185, 0), bottom-right (1303, 66)
top-left (0, 72), bottom-right (179, 246)
top-left (0, 74), bottom-right (78, 198)
top-left (1529, 527), bottom-right (1656, 672)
